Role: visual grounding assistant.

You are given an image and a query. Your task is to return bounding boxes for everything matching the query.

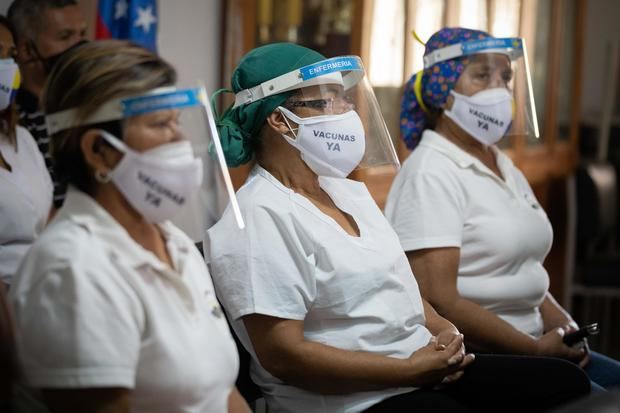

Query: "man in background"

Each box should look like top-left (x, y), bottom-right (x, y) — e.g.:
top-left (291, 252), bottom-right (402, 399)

top-left (8, 0), bottom-right (87, 208)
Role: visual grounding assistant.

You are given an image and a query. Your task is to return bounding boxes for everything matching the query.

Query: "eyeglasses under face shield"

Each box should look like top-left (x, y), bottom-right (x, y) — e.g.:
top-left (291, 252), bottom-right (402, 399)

top-left (233, 55), bottom-right (401, 174)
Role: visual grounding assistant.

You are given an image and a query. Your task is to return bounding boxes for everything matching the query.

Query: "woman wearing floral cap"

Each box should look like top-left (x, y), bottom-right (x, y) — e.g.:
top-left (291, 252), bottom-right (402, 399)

top-left (386, 27), bottom-right (620, 391)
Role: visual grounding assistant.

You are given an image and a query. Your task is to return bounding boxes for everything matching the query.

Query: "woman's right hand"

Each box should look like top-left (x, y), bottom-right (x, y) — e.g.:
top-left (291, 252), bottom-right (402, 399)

top-left (535, 327), bottom-right (585, 361)
top-left (406, 334), bottom-right (475, 387)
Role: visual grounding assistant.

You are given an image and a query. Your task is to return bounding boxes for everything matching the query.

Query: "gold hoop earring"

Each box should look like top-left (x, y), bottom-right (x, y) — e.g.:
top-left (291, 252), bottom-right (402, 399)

top-left (95, 170), bottom-right (111, 183)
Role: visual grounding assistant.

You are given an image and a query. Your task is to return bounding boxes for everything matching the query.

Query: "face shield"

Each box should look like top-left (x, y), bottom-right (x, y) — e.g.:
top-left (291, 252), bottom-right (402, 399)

top-left (425, 37), bottom-right (539, 142)
top-left (46, 86), bottom-right (245, 235)
top-left (233, 56), bottom-right (400, 178)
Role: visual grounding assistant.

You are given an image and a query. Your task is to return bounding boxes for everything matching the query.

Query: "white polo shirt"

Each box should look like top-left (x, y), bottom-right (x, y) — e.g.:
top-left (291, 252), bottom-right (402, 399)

top-left (10, 188), bottom-right (239, 413)
top-left (206, 166), bottom-right (432, 413)
top-left (385, 130), bottom-right (552, 337)
top-left (0, 126), bottom-right (52, 284)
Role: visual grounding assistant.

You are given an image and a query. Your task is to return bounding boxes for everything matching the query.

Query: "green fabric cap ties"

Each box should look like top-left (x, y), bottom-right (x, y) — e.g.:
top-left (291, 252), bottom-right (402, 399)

top-left (212, 43), bottom-right (326, 167)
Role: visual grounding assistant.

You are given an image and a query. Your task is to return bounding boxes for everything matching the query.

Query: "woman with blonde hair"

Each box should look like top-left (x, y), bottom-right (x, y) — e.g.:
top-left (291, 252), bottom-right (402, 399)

top-left (9, 40), bottom-right (250, 413)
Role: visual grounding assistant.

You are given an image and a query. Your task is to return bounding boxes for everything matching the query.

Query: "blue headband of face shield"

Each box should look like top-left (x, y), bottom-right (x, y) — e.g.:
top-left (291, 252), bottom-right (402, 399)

top-left (45, 87), bottom-right (207, 134)
top-left (423, 37), bottom-right (524, 69)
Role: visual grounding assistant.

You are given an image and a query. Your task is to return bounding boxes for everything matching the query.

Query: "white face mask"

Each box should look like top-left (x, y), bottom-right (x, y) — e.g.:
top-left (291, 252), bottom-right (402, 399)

top-left (277, 106), bottom-right (366, 178)
top-left (0, 59), bottom-right (19, 111)
top-left (99, 130), bottom-right (203, 223)
top-left (444, 88), bottom-right (513, 146)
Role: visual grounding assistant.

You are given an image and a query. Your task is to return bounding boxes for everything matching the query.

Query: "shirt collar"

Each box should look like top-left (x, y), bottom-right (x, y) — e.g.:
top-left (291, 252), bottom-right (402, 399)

top-left (57, 187), bottom-right (189, 271)
top-left (252, 164), bottom-right (294, 195)
top-left (419, 129), bottom-right (515, 179)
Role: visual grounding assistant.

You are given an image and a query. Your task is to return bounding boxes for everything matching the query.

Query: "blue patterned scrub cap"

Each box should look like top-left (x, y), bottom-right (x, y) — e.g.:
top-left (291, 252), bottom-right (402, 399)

top-left (400, 27), bottom-right (492, 150)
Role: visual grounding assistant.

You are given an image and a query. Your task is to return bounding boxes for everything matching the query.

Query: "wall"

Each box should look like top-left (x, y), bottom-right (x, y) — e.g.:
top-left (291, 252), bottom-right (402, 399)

top-left (581, 0), bottom-right (620, 118)
top-left (0, 0), bottom-right (222, 94)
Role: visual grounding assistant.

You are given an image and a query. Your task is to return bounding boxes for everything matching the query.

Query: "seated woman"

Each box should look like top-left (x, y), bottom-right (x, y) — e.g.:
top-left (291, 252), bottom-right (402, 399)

top-left (9, 40), bottom-right (250, 413)
top-left (385, 27), bottom-right (620, 391)
top-left (207, 42), bottom-right (590, 413)
top-left (0, 15), bottom-right (52, 291)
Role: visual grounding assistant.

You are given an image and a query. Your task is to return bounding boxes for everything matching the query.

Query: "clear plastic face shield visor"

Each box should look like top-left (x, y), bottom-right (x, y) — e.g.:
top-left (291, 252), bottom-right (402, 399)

top-left (424, 37), bottom-right (539, 140)
top-left (46, 86), bottom-right (245, 231)
top-left (233, 55), bottom-right (400, 176)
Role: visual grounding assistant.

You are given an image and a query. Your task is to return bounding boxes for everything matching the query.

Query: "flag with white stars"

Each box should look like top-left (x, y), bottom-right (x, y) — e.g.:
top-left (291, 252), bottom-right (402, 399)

top-left (96, 0), bottom-right (158, 52)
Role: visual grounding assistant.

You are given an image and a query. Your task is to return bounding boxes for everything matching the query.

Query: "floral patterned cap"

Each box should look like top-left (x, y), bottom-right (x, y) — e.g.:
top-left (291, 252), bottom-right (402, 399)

top-left (400, 27), bottom-right (491, 150)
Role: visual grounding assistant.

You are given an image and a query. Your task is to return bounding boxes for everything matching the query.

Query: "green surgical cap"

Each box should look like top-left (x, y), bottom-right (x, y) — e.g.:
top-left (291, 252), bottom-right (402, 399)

top-left (214, 43), bottom-right (325, 167)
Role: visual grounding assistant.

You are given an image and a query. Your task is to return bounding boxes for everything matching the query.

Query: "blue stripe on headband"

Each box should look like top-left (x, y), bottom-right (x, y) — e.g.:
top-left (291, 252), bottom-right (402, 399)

top-left (122, 88), bottom-right (202, 117)
top-left (462, 37), bottom-right (522, 54)
top-left (299, 56), bottom-right (363, 81)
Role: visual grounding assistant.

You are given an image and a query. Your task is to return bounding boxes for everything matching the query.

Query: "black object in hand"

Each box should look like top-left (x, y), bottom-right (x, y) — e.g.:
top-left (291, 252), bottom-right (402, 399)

top-left (563, 323), bottom-right (600, 346)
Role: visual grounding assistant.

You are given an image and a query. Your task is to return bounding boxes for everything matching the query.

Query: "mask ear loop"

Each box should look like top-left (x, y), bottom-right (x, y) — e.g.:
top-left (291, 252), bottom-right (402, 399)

top-left (277, 107), bottom-right (299, 140)
top-left (92, 131), bottom-right (123, 184)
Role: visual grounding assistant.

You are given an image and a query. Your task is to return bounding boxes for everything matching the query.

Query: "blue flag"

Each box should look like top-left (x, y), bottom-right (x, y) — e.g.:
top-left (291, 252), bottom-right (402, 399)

top-left (96, 0), bottom-right (158, 52)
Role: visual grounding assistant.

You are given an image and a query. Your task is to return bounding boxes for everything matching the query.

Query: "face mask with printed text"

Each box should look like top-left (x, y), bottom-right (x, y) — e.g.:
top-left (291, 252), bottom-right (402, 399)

top-left (277, 106), bottom-right (366, 178)
top-left (99, 130), bottom-right (203, 223)
top-left (444, 88), bottom-right (513, 146)
top-left (0, 58), bottom-right (19, 111)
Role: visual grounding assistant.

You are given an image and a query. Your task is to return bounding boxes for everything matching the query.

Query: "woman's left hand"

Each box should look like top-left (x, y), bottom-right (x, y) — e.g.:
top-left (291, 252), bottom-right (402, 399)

top-left (563, 323), bottom-right (591, 368)
top-left (435, 329), bottom-right (468, 383)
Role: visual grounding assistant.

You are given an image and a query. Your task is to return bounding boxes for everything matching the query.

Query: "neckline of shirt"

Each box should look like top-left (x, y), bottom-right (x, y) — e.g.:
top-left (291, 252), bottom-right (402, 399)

top-left (419, 129), bottom-right (519, 194)
top-left (253, 165), bottom-right (374, 246)
top-left (58, 188), bottom-right (189, 272)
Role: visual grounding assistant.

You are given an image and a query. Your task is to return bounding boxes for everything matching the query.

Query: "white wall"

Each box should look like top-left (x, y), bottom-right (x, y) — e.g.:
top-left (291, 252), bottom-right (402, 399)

top-left (581, 0), bottom-right (620, 117)
top-left (158, 0), bottom-right (221, 92)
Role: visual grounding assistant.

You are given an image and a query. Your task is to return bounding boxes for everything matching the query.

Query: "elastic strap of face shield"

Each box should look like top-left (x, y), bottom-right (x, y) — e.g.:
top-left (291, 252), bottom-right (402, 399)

top-left (423, 37), bottom-right (524, 69)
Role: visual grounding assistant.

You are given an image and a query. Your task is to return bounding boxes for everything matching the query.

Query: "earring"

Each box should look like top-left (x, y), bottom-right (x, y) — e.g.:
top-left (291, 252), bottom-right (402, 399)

top-left (95, 170), bottom-right (111, 183)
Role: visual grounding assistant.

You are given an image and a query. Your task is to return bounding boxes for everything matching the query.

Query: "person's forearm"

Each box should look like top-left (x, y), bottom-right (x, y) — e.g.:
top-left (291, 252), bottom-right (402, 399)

top-left (263, 339), bottom-right (420, 394)
top-left (540, 293), bottom-right (574, 332)
top-left (432, 296), bottom-right (539, 355)
top-left (422, 298), bottom-right (459, 336)
top-left (228, 388), bottom-right (251, 413)
top-left (47, 206), bottom-right (58, 224)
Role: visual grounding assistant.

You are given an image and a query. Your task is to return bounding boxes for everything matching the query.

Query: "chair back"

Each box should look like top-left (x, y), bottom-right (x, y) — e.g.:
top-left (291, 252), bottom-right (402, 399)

top-left (576, 161), bottom-right (618, 260)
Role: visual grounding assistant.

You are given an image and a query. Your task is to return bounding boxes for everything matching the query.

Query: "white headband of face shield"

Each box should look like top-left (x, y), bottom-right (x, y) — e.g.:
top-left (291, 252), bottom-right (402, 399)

top-left (233, 56), bottom-right (365, 108)
top-left (423, 37), bottom-right (525, 69)
top-left (45, 86), bottom-right (190, 134)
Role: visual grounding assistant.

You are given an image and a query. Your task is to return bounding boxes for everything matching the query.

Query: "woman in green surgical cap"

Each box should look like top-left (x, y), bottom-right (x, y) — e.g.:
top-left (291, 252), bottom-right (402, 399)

top-left (205, 42), bottom-right (589, 413)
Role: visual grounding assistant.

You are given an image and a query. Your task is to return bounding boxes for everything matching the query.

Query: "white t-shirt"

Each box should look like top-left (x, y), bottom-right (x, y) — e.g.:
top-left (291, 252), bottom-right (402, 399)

top-left (385, 130), bottom-right (552, 337)
top-left (10, 188), bottom-right (239, 413)
top-left (0, 126), bottom-right (52, 284)
top-left (206, 165), bottom-right (432, 413)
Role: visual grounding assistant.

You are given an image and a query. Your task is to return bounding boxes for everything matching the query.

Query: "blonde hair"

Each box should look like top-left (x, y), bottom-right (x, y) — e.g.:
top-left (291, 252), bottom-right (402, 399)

top-left (44, 40), bottom-right (176, 194)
